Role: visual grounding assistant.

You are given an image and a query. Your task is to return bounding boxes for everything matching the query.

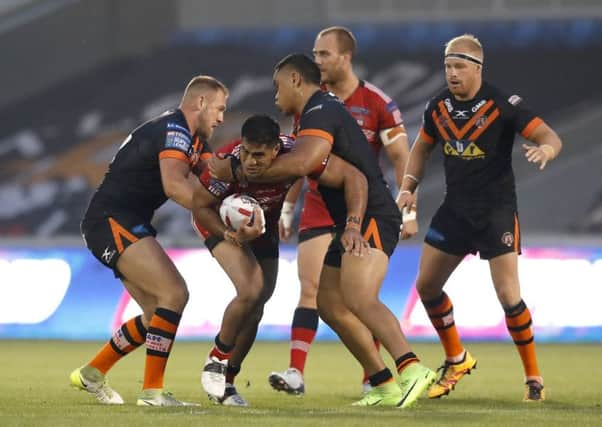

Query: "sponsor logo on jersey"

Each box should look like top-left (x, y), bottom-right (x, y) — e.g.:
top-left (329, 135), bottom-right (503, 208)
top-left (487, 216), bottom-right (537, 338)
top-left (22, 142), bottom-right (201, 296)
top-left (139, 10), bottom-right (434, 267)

top-left (132, 224), bottom-right (149, 234)
top-left (443, 140), bottom-right (485, 159)
top-left (472, 99), bottom-right (487, 112)
top-left (167, 122), bottom-right (191, 134)
top-left (386, 101), bottom-right (400, 113)
top-left (101, 247), bottom-right (116, 264)
top-left (444, 98), bottom-right (454, 112)
top-left (165, 131), bottom-right (192, 151)
top-left (508, 95), bottom-right (522, 106)
top-left (349, 106), bottom-right (370, 115)
top-left (453, 110), bottom-right (469, 119)
top-left (208, 178), bottom-right (229, 196)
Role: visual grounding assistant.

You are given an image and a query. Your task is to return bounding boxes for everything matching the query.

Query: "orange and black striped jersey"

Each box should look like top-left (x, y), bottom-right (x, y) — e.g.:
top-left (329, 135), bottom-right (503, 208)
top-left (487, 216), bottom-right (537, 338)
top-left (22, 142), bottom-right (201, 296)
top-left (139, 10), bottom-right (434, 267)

top-left (298, 90), bottom-right (401, 225)
top-left (420, 82), bottom-right (542, 204)
top-left (85, 109), bottom-right (212, 222)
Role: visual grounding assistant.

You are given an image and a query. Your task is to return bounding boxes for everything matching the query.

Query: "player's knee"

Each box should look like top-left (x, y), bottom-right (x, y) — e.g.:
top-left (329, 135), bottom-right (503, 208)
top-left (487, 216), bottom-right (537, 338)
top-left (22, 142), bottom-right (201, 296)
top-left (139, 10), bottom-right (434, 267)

top-left (237, 281), bottom-right (264, 307)
top-left (416, 278), bottom-right (441, 301)
top-left (162, 283), bottom-right (189, 312)
top-left (342, 294), bottom-right (375, 317)
top-left (299, 277), bottom-right (319, 300)
top-left (495, 285), bottom-right (520, 308)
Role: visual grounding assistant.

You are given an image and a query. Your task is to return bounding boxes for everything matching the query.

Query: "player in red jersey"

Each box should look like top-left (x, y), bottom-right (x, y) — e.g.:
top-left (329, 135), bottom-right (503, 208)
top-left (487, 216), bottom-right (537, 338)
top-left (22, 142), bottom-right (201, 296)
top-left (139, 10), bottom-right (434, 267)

top-left (70, 76), bottom-right (227, 406)
top-left (192, 115), bottom-right (370, 406)
top-left (397, 34), bottom-right (562, 402)
top-left (271, 26), bottom-right (413, 395)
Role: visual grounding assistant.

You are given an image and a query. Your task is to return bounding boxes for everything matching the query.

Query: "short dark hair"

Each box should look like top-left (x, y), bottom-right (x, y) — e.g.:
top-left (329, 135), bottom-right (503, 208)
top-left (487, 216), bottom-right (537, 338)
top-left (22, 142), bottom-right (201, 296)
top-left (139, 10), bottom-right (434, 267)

top-left (241, 115), bottom-right (281, 147)
top-left (274, 53), bottom-right (321, 86)
top-left (317, 26), bottom-right (357, 57)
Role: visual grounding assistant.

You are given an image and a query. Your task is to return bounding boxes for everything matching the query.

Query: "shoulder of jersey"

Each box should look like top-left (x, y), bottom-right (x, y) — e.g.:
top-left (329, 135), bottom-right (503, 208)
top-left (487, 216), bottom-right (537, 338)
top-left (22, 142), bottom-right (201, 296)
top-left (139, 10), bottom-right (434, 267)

top-left (279, 134), bottom-right (295, 150)
top-left (219, 139), bottom-right (242, 157)
top-left (362, 80), bottom-right (394, 103)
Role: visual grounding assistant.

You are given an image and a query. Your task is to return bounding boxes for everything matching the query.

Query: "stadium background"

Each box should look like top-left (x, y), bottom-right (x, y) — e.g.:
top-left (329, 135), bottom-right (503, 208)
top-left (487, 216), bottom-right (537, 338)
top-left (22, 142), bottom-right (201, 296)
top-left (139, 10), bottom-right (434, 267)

top-left (1, 0), bottom-right (601, 343)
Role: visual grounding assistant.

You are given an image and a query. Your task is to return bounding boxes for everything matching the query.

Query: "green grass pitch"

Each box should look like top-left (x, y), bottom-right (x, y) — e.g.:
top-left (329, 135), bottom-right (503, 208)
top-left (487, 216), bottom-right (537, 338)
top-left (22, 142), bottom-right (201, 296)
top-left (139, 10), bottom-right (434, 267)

top-left (1, 341), bottom-right (601, 426)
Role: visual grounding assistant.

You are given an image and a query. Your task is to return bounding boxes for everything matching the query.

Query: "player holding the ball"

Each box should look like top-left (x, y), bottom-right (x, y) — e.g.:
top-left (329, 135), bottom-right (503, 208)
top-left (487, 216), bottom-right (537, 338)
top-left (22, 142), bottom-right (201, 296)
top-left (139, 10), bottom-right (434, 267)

top-left (209, 54), bottom-right (436, 408)
top-left (191, 114), bottom-right (370, 406)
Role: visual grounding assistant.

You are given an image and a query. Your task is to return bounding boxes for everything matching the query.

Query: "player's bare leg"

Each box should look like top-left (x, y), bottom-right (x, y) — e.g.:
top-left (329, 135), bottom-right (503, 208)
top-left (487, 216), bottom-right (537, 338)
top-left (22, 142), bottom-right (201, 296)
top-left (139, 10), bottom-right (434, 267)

top-left (201, 242), bottom-right (265, 399)
top-left (269, 233), bottom-right (331, 395)
top-left (490, 252), bottom-right (544, 401)
top-left (116, 237), bottom-right (192, 406)
top-left (417, 244), bottom-right (475, 398)
top-left (72, 237), bottom-right (192, 406)
top-left (220, 258), bottom-right (278, 406)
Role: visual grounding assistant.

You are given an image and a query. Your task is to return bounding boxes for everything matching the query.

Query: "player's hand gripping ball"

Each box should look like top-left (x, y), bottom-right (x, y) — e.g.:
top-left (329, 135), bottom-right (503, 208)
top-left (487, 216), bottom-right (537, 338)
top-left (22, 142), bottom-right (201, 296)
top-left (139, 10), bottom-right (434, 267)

top-left (219, 194), bottom-right (265, 232)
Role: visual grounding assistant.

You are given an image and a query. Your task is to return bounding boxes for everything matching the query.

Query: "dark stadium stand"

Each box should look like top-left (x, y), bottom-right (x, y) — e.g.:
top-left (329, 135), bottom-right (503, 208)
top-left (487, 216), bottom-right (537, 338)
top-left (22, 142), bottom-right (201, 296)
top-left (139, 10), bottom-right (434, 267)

top-left (1, 23), bottom-right (601, 238)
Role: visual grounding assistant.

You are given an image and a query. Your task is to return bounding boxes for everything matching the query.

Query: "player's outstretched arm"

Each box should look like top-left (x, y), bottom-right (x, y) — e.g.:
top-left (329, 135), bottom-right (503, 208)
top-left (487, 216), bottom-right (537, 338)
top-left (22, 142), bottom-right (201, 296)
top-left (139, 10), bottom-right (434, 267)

top-left (522, 121), bottom-right (562, 170)
top-left (317, 154), bottom-right (370, 257)
top-left (160, 157), bottom-right (198, 210)
top-left (209, 134), bottom-right (331, 183)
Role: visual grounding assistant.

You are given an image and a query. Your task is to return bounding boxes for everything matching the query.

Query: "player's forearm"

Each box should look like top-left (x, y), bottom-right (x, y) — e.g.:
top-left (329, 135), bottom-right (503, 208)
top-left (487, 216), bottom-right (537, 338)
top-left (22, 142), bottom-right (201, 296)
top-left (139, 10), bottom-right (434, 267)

top-left (532, 125), bottom-right (562, 161)
top-left (193, 206), bottom-right (227, 237)
top-left (342, 169), bottom-right (368, 226)
top-left (400, 141), bottom-right (430, 194)
top-left (254, 152), bottom-right (319, 182)
top-left (164, 175), bottom-right (197, 210)
top-left (284, 178), bottom-right (304, 204)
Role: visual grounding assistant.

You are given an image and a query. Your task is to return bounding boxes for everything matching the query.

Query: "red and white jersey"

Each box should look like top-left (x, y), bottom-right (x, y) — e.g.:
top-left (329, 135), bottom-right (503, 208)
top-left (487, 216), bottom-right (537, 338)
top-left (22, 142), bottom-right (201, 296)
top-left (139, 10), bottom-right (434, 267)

top-left (298, 81), bottom-right (403, 232)
top-left (196, 135), bottom-right (295, 238)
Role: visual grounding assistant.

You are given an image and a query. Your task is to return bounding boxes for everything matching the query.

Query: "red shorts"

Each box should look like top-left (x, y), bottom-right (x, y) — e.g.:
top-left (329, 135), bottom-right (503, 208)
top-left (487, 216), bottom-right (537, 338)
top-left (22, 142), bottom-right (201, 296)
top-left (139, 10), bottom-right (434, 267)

top-left (298, 179), bottom-right (334, 232)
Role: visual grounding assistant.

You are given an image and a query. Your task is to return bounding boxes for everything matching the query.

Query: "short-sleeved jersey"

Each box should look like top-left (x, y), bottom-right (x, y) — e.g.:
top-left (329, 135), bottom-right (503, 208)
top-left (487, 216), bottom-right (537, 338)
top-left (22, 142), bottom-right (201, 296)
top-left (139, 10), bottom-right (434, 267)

top-left (344, 80), bottom-right (404, 155)
top-left (198, 135), bottom-right (295, 232)
top-left (85, 109), bottom-right (212, 223)
top-left (420, 82), bottom-right (542, 205)
top-left (298, 90), bottom-right (401, 225)
top-left (299, 81), bottom-right (404, 231)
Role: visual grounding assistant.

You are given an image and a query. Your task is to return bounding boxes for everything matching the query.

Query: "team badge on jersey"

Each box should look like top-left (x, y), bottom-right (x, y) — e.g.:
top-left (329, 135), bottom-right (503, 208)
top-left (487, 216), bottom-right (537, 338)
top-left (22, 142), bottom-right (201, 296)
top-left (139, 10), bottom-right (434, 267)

top-left (501, 232), bottom-right (514, 247)
top-left (508, 95), bottom-right (522, 106)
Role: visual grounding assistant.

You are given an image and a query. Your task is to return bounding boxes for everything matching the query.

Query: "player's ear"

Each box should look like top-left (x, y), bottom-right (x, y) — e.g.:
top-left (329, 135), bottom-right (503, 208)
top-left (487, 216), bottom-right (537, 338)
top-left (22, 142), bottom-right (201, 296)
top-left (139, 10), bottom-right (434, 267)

top-left (291, 71), bottom-right (302, 88)
top-left (197, 95), bottom-right (205, 110)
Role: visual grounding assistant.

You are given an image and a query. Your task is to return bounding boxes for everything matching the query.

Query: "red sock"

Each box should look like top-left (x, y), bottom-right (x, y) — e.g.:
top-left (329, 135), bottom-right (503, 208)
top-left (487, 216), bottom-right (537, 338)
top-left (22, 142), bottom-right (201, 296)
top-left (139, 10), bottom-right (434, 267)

top-left (289, 307), bottom-right (318, 373)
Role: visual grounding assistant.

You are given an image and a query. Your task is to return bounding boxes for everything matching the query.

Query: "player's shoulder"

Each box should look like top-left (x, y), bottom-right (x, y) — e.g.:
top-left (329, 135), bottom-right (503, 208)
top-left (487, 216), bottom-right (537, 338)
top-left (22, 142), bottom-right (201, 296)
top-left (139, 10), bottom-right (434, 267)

top-left (217, 138), bottom-right (242, 157)
top-left (300, 90), bottom-right (343, 124)
top-left (360, 80), bottom-right (394, 104)
top-left (278, 134), bottom-right (295, 152)
top-left (482, 81), bottom-right (524, 108)
top-left (148, 109), bottom-right (192, 136)
top-left (422, 86), bottom-right (449, 112)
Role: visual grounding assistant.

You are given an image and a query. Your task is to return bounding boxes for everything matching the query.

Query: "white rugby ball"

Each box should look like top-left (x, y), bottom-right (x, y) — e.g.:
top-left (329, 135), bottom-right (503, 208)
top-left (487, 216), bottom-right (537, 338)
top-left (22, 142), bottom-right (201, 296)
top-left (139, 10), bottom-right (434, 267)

top-left (219, 193), bottom-right (265, 232)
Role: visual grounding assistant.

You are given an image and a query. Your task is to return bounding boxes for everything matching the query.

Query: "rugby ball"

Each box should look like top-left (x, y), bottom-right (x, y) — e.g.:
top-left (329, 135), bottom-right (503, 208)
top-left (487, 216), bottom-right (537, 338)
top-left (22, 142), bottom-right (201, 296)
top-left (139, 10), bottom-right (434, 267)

top-left (219, 193), bottom-right (265, 232)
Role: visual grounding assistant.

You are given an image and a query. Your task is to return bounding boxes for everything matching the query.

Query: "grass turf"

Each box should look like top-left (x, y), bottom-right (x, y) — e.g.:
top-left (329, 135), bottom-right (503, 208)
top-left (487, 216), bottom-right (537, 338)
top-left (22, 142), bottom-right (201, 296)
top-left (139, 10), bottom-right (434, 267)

top-left (0, 341), bottom-right (601, 426)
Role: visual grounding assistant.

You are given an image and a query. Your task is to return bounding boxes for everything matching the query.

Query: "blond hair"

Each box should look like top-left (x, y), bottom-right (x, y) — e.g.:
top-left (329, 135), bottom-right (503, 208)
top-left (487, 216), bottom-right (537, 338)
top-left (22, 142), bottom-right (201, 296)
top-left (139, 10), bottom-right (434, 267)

top-left (445, 34), bottom-right (483, 62)
top-left (182, 75), bottom-right (228, 104)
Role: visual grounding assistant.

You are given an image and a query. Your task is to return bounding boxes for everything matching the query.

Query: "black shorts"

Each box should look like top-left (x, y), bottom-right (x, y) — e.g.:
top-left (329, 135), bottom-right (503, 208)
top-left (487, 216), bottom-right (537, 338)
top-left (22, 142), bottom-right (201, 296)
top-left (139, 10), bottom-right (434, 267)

top-left (324, 215), bottom-right (400, 268)
top-left (81, 213), bottom-right (157, 278)
top-left (298, 225), bottom-right (336, 244)
top-left (425, 200), bottom-right (521, 260)
top-left (204, 231), bottom-right (279, 260)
